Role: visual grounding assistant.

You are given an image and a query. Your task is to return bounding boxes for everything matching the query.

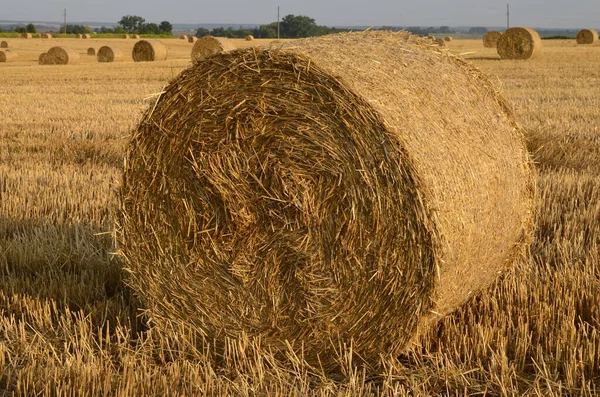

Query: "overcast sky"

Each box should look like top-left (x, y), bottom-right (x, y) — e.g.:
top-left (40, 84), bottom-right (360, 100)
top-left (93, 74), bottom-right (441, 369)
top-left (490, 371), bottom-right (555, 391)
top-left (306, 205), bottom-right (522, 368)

top-left (2, 0), bottom-right (599, 29)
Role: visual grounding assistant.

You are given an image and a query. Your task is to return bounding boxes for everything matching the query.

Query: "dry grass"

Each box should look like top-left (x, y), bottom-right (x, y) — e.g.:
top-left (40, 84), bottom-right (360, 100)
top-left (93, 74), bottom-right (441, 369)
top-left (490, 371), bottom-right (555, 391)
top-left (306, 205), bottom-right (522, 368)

top-left (0, 37), bottom-right (598, 395)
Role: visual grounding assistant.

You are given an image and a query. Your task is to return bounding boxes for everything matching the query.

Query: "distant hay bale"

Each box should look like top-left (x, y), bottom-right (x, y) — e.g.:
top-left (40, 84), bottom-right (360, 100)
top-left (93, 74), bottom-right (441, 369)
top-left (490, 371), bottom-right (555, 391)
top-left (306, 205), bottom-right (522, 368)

top-left (41, 33), bottom-right (52, 39)
top-left (82, 34), bottom-right (91, 39)
top-left (132, 40), bottom-right (167, 62)
top-left (434, 38), bottom-right (446, 47)
top-left (132, 34), bottom-right (140, 39)
top-left (497, 27), bottom-right (541, 60)
top-left (179, 34), bottom-right (188, 40)
top-left (76, 34), bottom-right (82, 39)
top-left (87, 47), bottom-right (96, 56)
top-left (0, 50), bottom-right (16, 62)
top-left (38, 52), bottom-right (49, 65)
top-left (120, 31), bottom-right (534, 373)
top-left (188, 36), bottom-right (198, 43)
top-left (97, 45), bottom-right (125, 62)
top-left (45, 46), bottom-right (80, 65)
top-left (20, 33), bottom-right (32, 39)
top-left (483, 31), bottom-right (502, 48)
top-left (245, 34), bottom-right (254, 41)
top-left (123, 34), bottom-right (130, 39)
top-left (190, 36), bottom-right (236, 61)
top-left (444, 36), bottom-right (452, 42)
top-left (0, 41), bottom-right (7, 48)
top-left (576, 29), bottom-right (598, 44)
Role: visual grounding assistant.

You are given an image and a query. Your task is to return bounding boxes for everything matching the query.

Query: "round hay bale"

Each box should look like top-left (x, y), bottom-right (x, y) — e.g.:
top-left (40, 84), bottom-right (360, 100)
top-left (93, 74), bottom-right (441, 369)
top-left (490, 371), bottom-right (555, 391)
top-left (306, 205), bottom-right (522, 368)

top-left (444, 36), bottom-right (452, 42)
top-left (41, 33), bottom-right (52, 39)
top-left (0, 41), bottom-right (7, 48)
top-left (46, 46), bottom-right (80, 65)
top-left (97, 45), bottom-right (125, 62)
top-left (0, 50), bottom-right (17, 62)
top-left (38, 52), bottom-right (49, 65)
top-left (245, 34), bottom-right (254, 41)
top-left (120, 31), bottom-right (534, 372)
top-left (82, 33), bottom-right (91, 39)
top-left (122, 34), bottom-right (130, 39)
top-left (179, 34), bottom-right (188, 40)
top-left (132, 34), bottom-right (140, 39)
top-left (75, 34), bottom-right (82, 39)
top-left (576, 29), bottom-right (598, 45)
top-left (87, 47), bottom-right (96, 56)
top-left (434, 38), bottom-right (446, 47)
top-left (132, 40), bottom-right (167, 62)
top-left (483, 31), bottom-right (502, 48)
top-left (20, 33), bottom-right (32, 39)
top-left (190, 35), bottom-right (236, 61)
top-left (188, 36), bottom-right (198, 43)
top-left (497, 27), bottom-right (541, 60)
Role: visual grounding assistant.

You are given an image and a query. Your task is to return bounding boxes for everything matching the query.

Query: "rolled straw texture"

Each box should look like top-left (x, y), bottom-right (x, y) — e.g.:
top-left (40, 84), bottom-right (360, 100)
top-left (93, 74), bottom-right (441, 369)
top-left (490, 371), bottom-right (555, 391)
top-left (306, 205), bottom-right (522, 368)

top-left (87, 47), bottom-right (96, 56)
top-left (132, 34), bottom-right (141, 39)
top-left (444, 36), bottom-right (452, 42)
top-left (46, 46), bottom-right (80, 65)
top-left (188, 36), bottom-right (198, 43)
top-left (497, 27), bottom-right (541, 60)
top-left (20, 33), bottom-right (32, 39)
top-left (190, 36), bottom-right (236, 61)
top-left (97, 46), bottom-right (125, 62)
top-left (246, 35), bottom-right (254, 41)
top-left (120, 31), bottom-right (534, 372)
top-left (82, 34), bottom-right (91, 39)
top-left (576, 29), bottom-right (598, 44)
top-left (0, 41), bottom-right (7, 48)
top-left (483, 31), bottom-right (502, 48)
top-left (38, 52), bottom-right (49, 65)
top-left (132, 40), bottom-right (167, 62)
top-left (0, 50), bottom-right (16, 62)
top-left (41, 33), bottom-right (52, 38)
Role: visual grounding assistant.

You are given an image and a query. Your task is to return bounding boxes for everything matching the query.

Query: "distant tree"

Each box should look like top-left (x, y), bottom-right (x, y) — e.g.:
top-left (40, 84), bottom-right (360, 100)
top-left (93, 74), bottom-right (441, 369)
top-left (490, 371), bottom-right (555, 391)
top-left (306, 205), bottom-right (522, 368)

top-left (253, 23), bottom-right (278, 38)
top-left (138, 23), bottom-right (160, 35)
top-left (280, 14), bottom-right (320, 38)
top-left (468, 26), bottom-right (488, 34)
top-left (66, 24), bottom-right (91, 34)
top-left (159, 21), bottom-right (173, 34)
top-left (195, 27), bottom-right (210, 37)
top-left (14, 27), bottom-right (27, 34)
top-left (26, 23), bottom-right (36, 33)
top-left (119, 15), bottom-right (145, 32)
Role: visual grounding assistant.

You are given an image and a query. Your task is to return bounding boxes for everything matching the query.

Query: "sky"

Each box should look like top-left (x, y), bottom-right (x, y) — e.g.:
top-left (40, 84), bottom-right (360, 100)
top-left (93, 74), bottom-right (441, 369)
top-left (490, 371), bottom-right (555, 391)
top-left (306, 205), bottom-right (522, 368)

top-left (2, 0), bottom-right (599, 29)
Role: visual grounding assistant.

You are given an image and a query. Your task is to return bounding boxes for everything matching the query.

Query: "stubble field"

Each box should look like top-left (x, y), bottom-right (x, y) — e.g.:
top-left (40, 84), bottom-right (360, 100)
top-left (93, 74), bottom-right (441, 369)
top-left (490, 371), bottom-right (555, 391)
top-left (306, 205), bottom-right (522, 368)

top-left (0, 36), bottom-right (599, 395)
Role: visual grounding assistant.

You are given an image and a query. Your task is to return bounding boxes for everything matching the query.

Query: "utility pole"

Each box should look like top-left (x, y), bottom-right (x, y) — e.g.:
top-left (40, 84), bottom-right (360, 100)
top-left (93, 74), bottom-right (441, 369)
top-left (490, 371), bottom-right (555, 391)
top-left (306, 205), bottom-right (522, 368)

top-left (63, 8), bottom-right (67, 34)
top-left (277, 6), bottom-right (280, 39)
top-left (506, 3), bottom-right (510, 30)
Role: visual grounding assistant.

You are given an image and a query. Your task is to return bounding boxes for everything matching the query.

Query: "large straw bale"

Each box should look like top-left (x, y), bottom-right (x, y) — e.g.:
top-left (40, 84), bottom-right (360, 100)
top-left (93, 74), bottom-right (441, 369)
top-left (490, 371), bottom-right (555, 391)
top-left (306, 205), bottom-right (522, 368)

top-left (38, 52), bottom-right (49, 65)
top-left (190, 36), bottom-right (236, 61)
top-left (122, 34), bottom-right (130, 39)
top-left (132, 40), bottom-right (167, 62)
top-left (245, 34), bottom-right (254, 41)
top-left (97, 46), bottom-right (125, 62)
top-left (87, 47), bottom-right (96, 56)
top-left (179, 34), bottom-right (188, 40)
top-left (120, 31), bottom-right (534, 373)
top-left (0, 50), bottom-right (17, 62)
top-left (46, 46), bottom-right (80, 65)
top-left (75, 34), bottom-right (82, 39)
top-left (444, 36), bottom-right (452, 42)
top-left (497, 27), bottom-right (541, 60)
top-left (82, 33), bottom-right (91, 39)
top-left (0, 41), bottom-right (7, 48)
top-left (41, 33), bottom-right (52, 38)
top-left (576, 29), bottom-right (598, 44)
top-left (20, 33), bottom-right (32, 39)
top-left (188, 36), bottom-right (198, 43)
top-left (483, 31), bottom-right (502, 48)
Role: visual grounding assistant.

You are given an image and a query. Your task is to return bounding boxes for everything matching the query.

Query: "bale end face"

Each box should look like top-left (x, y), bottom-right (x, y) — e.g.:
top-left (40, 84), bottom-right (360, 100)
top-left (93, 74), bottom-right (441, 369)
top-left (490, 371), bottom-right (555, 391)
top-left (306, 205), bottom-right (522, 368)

top-left (97, 46), bottom-right (125, 62)
top-left (576, 29), bottom-right (598, 45)
top-left (132, 40), bottom-right (168, 62)
top-left (483, 31), bottom-right (502, 48)
top-left (0, 41), bottom-right (8, 48)
top-left (497, 27), bottom-right (541, 60)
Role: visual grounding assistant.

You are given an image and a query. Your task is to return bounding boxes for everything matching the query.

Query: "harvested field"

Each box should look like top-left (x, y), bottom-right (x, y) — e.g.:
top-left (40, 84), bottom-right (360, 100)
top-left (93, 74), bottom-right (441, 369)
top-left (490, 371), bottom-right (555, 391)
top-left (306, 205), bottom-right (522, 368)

top-left (0, 36), bottom-right (598, 395)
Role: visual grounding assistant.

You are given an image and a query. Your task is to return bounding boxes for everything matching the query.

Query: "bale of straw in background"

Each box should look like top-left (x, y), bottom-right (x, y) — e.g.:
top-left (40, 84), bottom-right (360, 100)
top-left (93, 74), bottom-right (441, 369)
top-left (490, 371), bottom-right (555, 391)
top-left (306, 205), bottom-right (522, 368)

top-left (82, 34), bottom-right (91, 39)
top-left (76, 34), bottom-right (82, 39)
top-left (434, 38), bottom-right (446, 47)
top-left (245, 34), bottom-right (254, 41)
top-left (132, 40), bottom-right (167, 62)
top-left (190, 36), bottom-right (236, 61)
top-left (122, 34), bottom-right (130, 39)
top-left (120, 31), bottom-right (534, 373)
top-left (497, 27), bottom-right (541, 60)
top-left (20, 33), bottom-right (32, 39)
top-left (38, 52), bottom-right (49, 65)
top-left (41, 33), bottom-right (52, 38)
top-left (97, 45), bottom-right (125, 62)
top-left (0, 41), bottom-right (7, 48)
top-left (576, 29), bottom-right (598, 45)
top-left (87, 47), bottom-right (96, 56)
top-left (46, 46), bottom-right (80, 65)
top-left (188, 36), bottom-right (198, 43)
top-left (132, 34), bottom-right (141, 39)
top-left (483, 31), bottom-right (502, 48)
top-left (0, 50), bottom-right (17, 62)
top-left (179, 34), bottom-right (188, 40)
top-left (444, 36), bottom-right (452, 42)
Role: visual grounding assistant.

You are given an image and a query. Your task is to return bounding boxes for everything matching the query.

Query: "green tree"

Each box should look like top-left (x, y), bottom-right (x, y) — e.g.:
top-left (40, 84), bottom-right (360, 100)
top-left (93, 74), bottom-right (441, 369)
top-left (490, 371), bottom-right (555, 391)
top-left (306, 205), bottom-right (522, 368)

top-left (138, 23), bottom-right (160, 35)
top-left (118, 15), bottom-right (145, 32)
top-left (159, 21), bottom-right (173, 34)
top-left (195, 27), bottom-right (210, 37)
top-left (26, 23), bottom-right (36, 33)
top-left (280, 14), bottom-right (319, 38)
